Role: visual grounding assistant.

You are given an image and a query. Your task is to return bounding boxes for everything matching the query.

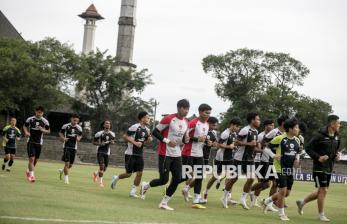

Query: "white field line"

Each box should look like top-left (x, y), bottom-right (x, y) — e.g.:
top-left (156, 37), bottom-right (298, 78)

top-left (0, 216), bottom-right (178, 224)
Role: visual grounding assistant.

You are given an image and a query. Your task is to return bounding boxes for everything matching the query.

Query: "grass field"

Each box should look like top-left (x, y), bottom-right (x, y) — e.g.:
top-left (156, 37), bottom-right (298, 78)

top-left (0, 159), bottom-right (346, 224)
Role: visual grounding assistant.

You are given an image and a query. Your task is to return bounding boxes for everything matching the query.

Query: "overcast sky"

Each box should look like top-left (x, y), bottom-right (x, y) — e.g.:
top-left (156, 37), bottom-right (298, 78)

top-left (2, 0), bottom-right (347, 120)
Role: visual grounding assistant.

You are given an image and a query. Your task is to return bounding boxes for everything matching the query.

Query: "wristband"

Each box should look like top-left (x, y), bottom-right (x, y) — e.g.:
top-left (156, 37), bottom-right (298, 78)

top-left (163, 138), bottom-right (170, 144)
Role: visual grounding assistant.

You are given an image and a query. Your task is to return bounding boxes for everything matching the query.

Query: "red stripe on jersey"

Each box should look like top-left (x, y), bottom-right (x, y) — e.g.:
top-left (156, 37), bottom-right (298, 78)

top-left (157, 113), bottom-right (177, 156)
top-left (181, 118), bottom-right (199, 156)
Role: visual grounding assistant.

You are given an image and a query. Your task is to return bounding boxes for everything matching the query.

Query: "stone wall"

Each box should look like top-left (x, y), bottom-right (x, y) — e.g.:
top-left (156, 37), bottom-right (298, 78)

top-left (6, 136), bottom-right (347, 175)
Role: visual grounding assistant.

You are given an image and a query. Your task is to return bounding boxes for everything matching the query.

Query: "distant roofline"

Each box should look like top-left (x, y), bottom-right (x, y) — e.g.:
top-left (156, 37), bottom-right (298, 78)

top-left (0, 10), bottom-right (24, 40)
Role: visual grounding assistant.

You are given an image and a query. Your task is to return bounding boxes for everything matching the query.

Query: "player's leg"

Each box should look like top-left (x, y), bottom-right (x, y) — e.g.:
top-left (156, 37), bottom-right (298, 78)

top-left (192, 157), bottom-right (205, 207)
top-left (33, 144), bottom-right (41, 167)
top-left (240, 162), bottom-right (254, 209)
top-left (26, 143), bottom-right (37, 182)
top-left (129, 157), bottom-right (144, 197)
top-left (159, 157), bottom-right (182, 210)
top-left (2, 147), bottom-right (10, 170)
top-left (141, 155), bottom-right (169, 199)
top-left (262, 174), bottom-right (289, 220)
top-left (220, 160), bottom-right (237, 208)
top-left (111, 155), bottom-right (133, 189)
top-left (181, 156), bottom-right (193, 202)
top-left (299, 172), bottom-right (331, 221)
top-left (7, 152), bottom-right (15, 171)
top-left (63, 161), bottom-right (70, 184)
top-left (250, 162), bottom-right (269, 207)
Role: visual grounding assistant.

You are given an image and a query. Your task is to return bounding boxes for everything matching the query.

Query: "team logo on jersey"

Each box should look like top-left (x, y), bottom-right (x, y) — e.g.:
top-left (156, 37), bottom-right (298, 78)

top-left (106, 136), bottom-right (109, 140)
top-left (36, 122), bottom-right (40, 127)
top-left (290, 143), bottom-right (294, 149)
top-left (203, 128), bottom-right (206, 132)
top-left (141, 132), bottom-right (145, 137)
top-left (179, 125), bottom-right (183, 129)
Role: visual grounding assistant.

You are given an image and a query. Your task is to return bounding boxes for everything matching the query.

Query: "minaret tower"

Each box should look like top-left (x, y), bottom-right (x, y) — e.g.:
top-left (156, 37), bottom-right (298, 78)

top-left (79, 4), bottom-right (104, 54)
top-left (116, 0), bottom-right (137, 69)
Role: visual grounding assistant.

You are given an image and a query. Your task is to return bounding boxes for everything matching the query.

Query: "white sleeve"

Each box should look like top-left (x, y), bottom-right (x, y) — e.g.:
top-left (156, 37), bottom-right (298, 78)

top-left (263, 147), bottom-right (275, 158)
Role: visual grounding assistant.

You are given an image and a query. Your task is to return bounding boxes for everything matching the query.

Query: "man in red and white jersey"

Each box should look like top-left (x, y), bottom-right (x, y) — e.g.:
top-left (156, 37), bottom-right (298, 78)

top-left (181, 104), bottom-right (211, 208)
top-left (140, 99), bottom-right (190, 211)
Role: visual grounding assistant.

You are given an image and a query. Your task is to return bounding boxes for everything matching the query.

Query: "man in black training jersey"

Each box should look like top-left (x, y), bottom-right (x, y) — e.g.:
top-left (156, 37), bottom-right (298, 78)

top-left (110, 112), bottom-right (153, 198)
top-left (296, 115), bottom-right (341, 222)
top-left (58, 114), bottom-right (83, 184)
top-left (2, 117), bottom-right (21, 172)
top-left (92, 120), bottom-right (115, 187)
top-left (23, 106), bottom-right (50, 182)
top-left (262, 118), bottom-right (301, 221)
top-left (233, 112), bottom-right (261, 209)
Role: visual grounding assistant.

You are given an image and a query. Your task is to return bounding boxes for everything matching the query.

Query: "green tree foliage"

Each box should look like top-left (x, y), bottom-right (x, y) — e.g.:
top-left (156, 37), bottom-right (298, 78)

top-left (340, 121), bottom-right (347, 152)
top-left (0, 37), bottom-right (77, 122)
top-left (0, 38), bottom-right (153, 135)
top-left (202, 48), bottom-right (332, 138)
top-left (74, 50), bottom-right (153, 133)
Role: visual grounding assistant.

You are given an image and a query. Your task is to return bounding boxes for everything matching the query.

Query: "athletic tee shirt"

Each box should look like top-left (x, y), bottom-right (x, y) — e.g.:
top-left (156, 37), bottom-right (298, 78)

top-left (203, 129), bottom-right (218, 159)
top-left (182, 118), bottom-right (209, 157)
top-left (215, 128), bottom-right (237, 162)
top-left (24, 116), bottom-right (50, 145)
top-left (94, 130), bottom-right (116, 155)
top-left (156, 114), bottom-right (188, 157)
top-left (268, 133), bottom-right (300, 174)
top-left (257, 131), bottom-right (266, 162)
top-left (234, 125), bottom-right (258, 162)
top-left (2, 125), bottom-right (21, 148)
top-left (263, 128), bottom-right (284, 163)
top-left (60, 123), bottom-right (83, 150)
top-left (124, 123), bottom-right (151, 157)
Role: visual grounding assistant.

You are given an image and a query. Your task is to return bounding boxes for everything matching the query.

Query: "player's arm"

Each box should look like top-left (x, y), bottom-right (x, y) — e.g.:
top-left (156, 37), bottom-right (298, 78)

top-left (15, 128), bottom-right (21, 141)
top-left (93, 132), bottom-right (101, 146)
top-left (123, 128), bottom-right (142, 148)
top-left (109, 132), bottom-right (116, 145)
top-left (144, 129), bottom-right (153, 144)
top-left (59, 125), bottom-right (68, 142)
top-left (152, 115), bottom-right (176, 147)
top-left (39, 119), bottom-right (50, 134)
top-left (264, 136), bottom-right (281, 160)
top-left (305, 134), bottom-right (328, 162)
top-left (76, 126), bottom-right (83, 142)
top-left (23, 119), bottom-right (30, 137)
top-left (235, 128), bottom-right (256, 147)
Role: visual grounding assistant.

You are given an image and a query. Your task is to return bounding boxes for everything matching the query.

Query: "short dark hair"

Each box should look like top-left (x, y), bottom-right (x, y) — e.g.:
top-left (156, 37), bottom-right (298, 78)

top-left (327, 115), bottom-right (339, 124)
top-left (71, 114), bottom-right (80, 119)
top-left (246, 112), bottom-right (259, 124)
top-left (277, 115), bottom-right (289, 126)
top-left (207, 116), bottom-right (219, 124)
top-left (229, 117), bottom-right (242, 126)
top-left (101, 120), bottom-right (112, 129)
top-left (198, 103), bottom-right (212, 112)
top-left (299, 121), bottom-right (307, 134)
top-left (284, 118), bottom-right (299, 132)
top-left (263, 119), bottom-right (274, 126)
top-left (138, 111), bottom-right (149, 120)
top-left (35, 106), bottom-right (44, 112)
top-left (177, 99), bottom-right (190, 108)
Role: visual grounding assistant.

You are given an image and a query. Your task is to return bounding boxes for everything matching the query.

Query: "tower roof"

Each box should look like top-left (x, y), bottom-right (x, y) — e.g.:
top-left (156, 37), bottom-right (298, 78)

top-left (78, 4), bottom-right (104, 20)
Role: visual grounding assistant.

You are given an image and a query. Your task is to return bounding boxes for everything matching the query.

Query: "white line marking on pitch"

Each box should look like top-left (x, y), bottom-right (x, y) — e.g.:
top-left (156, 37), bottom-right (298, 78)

top-left (0, 216), bottom-right (178, 224)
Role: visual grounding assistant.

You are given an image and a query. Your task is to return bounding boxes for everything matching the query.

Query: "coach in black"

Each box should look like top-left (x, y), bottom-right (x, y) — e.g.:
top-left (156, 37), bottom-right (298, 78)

top-left (296, 115), bottom-right (341, 222)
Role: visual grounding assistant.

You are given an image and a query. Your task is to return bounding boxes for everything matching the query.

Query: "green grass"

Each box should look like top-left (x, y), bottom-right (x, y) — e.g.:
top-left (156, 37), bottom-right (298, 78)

top-left (0, 159), bottom-right (346, 224)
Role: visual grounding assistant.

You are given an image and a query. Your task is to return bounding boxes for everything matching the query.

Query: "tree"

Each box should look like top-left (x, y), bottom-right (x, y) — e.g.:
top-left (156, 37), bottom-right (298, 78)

top-left (0, 37), bottom-right (77, 123)
top-left (74, 50), bottom-right (153, 133)
top-left (202, 48), bottom-right (331, 136)
top-left (340, 121), bottom-right (347, 152)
